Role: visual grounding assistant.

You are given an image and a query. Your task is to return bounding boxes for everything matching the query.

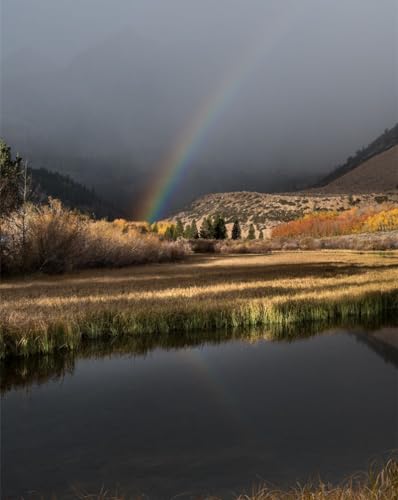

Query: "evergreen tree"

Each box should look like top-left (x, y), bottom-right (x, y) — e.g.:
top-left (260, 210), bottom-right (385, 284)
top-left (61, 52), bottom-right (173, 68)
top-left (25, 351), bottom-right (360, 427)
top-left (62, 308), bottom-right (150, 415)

top-left (231, 219), bottom-right (241, 240)
top-left (209, 217), bottom-right (216, 239)
top-left (213, 214), bottom-right (227, 240)
top-left (247, 223), bottom-right (256, 240)
top-left (200, 217), bottom-right (214, 239)
top-left (183, 224), bottom-right (191, 239)
top-left (0, 139), bottom-right (23, 217)
top-left (164, 224), bottom-right (176, 240)
top-left (151, 222), bottom-right (159, 234)
top-left (190, 219), bottom-right (199, 239)
top-left (258, 229), bottom-right (264, 240)
top-left (0, 140), bottom-right (24, 275)
top-left (175, 219), bottom-right (184, 238)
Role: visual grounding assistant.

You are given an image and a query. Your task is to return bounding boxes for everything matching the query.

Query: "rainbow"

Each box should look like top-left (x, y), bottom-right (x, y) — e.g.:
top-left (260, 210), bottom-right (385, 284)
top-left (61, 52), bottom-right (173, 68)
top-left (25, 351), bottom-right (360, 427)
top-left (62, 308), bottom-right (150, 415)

top-left (140, 14), bottom-right (298, 222)
top-left (180, 347), bottom-right (248, 434)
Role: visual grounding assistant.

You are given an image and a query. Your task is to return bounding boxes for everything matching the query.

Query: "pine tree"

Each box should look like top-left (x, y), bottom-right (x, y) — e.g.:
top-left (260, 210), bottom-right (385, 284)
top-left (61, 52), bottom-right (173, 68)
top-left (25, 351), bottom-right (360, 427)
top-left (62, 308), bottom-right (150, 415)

top-left (190, 219), bottom-right (199, 239)
top-left (164, 224), bottom-right (176, 240)
top-left (231, 219), bottom-right (241, 240)
top-left (0, 139), bottom-right (23, 218)
top-left (247, 224), bottom-right (256, 240)
top-left (0, 140), bottom-right (24, 275)
top-left (200, 217), bottom-right (214, 239)
top-left (213, 214), bottom-right (227, 240)
top-left (183, 224), bottom-right (191, 239)
top-left (175, 219), bottom-right (184, 238)
top-left (258, 229), bottom-right (264, 240)
top-left (151, 222), bottom-right (159, 234)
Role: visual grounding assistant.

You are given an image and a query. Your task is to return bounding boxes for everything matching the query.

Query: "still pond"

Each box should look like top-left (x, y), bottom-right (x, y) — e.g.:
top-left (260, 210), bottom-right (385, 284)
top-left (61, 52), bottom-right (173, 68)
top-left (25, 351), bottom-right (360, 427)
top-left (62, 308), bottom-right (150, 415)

top-left (2, 324), bottom-right (397, 498)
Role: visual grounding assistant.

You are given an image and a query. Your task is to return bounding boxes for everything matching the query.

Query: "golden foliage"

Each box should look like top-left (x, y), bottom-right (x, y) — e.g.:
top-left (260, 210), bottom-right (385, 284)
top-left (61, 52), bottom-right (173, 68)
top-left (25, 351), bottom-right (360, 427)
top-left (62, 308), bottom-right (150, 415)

top-left (272, 207), bottom-right (398, 238)
top-left (1, 200), bottom-right (188, 275)
top-left (362, 208), bottom-right (398, 232)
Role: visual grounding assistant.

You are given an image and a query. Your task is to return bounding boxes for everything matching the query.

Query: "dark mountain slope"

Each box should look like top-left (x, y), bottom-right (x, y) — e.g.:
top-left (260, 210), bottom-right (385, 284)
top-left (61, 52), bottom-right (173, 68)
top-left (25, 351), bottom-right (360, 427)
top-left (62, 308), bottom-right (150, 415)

top-left (314, 146), bottom-right (397, 194)
top-left (317, 124), bottom-right (398, 188)
top-left (30, 167), bottom-right (122, 219)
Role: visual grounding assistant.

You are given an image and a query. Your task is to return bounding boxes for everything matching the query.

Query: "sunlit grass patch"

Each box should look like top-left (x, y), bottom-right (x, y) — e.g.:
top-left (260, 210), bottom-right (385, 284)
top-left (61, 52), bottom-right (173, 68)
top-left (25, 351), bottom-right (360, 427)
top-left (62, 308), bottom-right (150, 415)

top-left (1, 251), bottom-right (398, 358)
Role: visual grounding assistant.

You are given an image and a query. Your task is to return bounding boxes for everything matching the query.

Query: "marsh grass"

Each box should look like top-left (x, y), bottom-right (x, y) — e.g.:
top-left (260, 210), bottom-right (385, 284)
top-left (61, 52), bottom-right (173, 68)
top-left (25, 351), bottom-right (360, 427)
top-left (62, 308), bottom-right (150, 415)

top-left (2, 251), bottom-right (398, 358)
top-left (4, 316), bottom-right (393, 393)
top-left (33, 458), bottom-right (398, 499)
top-left (233, 462), bottom-right (398, 500)
top-left (234, 458), bottom-right (398, 500)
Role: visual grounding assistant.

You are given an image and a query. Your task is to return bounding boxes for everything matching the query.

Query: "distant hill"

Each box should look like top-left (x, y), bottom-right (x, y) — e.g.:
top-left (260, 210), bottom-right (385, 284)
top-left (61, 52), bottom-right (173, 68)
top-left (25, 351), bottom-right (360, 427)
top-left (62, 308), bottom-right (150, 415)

top-left (166, 191), bottom-right (398, 238)
top-left (166, 125), bottom-right (398, 235)
top-left (30, 167), bottom-right (122, 219)
top-left (316, 124), bottom-right (398, 192)
top-left (314, 145), bottom-right (398, 194)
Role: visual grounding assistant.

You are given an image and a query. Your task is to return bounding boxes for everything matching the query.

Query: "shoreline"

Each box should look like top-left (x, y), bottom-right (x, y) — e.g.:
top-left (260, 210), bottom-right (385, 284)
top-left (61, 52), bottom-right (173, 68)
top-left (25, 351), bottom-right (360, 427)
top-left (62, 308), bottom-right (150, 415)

top-left (1, 251), bottom-right (398, 359)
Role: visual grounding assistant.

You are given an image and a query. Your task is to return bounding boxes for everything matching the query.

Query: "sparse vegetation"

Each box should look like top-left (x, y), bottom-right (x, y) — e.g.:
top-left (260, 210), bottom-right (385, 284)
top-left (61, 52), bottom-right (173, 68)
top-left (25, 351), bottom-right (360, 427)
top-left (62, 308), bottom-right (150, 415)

top-left (1, 251), bottom-right (398, 358)
top-left (165, 191), bottom-right (398, 238)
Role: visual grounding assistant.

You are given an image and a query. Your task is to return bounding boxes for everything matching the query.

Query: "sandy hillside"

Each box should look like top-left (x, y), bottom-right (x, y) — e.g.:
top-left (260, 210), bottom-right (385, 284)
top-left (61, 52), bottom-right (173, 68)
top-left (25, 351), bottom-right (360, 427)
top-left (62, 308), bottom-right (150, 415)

top-left (166, 191), bottom-right (398, 237)
top-left (164, 145), bottom-right (397, 237)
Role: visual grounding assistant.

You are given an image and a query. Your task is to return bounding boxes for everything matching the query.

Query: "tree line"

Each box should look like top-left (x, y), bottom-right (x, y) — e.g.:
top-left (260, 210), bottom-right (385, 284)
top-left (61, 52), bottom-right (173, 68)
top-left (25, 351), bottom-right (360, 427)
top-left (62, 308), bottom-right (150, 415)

top-left (159, 216), bottom-right (264, 241)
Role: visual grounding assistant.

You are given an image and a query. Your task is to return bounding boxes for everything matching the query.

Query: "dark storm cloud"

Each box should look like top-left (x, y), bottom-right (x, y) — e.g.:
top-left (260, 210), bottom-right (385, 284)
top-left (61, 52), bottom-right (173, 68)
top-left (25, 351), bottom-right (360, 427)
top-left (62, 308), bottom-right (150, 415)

top-left (1, 0), bottom-right (397, 215)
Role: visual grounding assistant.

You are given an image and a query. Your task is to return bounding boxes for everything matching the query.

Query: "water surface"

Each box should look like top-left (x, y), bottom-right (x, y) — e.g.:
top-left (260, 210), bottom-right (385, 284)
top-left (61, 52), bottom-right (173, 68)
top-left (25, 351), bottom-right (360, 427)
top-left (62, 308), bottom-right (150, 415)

top-left (2, 326), bottom-right (397, 498)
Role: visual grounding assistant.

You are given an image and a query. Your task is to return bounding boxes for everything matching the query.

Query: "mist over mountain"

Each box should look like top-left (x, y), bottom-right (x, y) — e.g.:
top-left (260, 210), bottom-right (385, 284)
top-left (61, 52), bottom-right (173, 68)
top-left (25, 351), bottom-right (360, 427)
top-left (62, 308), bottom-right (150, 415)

top-left (316, 123), bottom-right (398, 188)
top-left (29, 167), bottom-right (121, 219)
top-left (1, 0), bottom-right (397, 218)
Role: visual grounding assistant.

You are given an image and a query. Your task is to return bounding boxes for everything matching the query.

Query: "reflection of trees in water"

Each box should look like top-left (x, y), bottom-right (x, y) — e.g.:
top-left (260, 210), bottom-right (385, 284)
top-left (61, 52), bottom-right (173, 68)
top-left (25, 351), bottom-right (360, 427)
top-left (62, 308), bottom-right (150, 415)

top-left (2, 316), bottom-right (396, 393)
top-left (0, 352), bottom-right (76, 394)
top-left (352, 329), bottom-right (398, 369)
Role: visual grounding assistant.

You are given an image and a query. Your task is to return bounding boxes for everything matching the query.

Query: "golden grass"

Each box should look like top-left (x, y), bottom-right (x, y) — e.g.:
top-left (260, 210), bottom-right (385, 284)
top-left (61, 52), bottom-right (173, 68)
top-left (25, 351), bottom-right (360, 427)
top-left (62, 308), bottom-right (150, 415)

top-left (234, 458), bottom-right (398, 500)
top-left (63, 458), bottom-right (398, 499)
top-left (1, 251), bottom-right (398, 358)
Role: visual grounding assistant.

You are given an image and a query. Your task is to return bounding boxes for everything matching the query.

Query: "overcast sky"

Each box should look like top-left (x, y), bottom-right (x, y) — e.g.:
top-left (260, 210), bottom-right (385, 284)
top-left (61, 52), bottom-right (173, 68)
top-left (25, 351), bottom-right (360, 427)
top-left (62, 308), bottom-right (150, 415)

top-left (1, 0), bottom-right (397, 215)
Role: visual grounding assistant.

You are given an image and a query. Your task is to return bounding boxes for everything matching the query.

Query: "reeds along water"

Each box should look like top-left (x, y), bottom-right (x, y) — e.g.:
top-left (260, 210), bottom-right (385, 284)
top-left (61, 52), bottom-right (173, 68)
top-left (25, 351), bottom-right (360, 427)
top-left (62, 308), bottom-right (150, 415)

top-left (233, 458), bottom-right (398, 500)
top-left (1, 288), bottom-right (398, 358)
top-left (1, 315), bottom-right (396, 392)
top-left (2, 251), bottom-right (398, 358)
top-left (10, 458), bottom-right (398, 499)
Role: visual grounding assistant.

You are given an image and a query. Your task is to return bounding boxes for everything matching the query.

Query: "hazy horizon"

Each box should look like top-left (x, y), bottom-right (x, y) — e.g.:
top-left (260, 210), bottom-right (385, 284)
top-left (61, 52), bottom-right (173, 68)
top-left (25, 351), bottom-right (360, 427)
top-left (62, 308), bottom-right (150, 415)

top-left (1, 0), bottom-right (397, 217)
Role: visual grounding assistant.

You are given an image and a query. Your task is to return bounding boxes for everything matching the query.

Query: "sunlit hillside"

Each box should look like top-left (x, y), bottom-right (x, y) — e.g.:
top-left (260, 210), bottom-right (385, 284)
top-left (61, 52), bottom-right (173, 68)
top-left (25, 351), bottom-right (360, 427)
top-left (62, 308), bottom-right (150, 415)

top-left (166, 191), bottom-right (398, 237)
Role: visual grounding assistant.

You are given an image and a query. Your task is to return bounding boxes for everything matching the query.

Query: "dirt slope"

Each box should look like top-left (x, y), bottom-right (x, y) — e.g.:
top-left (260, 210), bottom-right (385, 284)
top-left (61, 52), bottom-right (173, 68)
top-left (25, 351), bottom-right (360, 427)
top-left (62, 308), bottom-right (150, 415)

top-left (167, 191), bottom-right (398, 237)
top-left (317, 145), bottom-right (397, 194)
top-left (166, 146), bottom-right (397, 237)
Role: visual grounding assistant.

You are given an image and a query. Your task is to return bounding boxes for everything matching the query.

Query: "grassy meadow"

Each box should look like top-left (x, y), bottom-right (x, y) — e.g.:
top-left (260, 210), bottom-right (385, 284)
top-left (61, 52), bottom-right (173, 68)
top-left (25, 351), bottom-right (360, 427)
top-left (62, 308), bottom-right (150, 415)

top-left (1, 250), bottom-right (398, 358)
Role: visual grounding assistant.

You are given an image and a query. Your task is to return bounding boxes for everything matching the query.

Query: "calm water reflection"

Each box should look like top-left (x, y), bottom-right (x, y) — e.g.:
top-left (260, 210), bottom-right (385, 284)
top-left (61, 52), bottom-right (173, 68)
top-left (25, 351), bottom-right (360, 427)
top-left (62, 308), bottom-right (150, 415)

top-left (2, 325), bottom-right (398, 499)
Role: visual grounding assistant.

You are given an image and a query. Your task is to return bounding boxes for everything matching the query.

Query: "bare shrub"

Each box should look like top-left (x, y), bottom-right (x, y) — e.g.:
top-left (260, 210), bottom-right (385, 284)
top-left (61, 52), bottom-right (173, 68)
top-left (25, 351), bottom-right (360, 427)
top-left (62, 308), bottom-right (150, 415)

top-left (299, 237), bottom-right (321, 250)
top-left (189, 239), bottom-right (219, 253)
top-left (1, 200), bottom-right (189, 275)
top-left (216, 240), bottom-right (273, 254)
top-left (317, 232), bottom-right (398, 251)
top-left (28, 199), bottom-right (88, 273)
top-left (281, 240), bottom-right (299, 251)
